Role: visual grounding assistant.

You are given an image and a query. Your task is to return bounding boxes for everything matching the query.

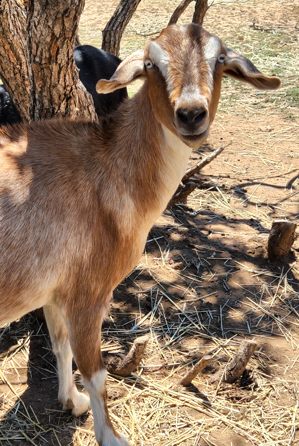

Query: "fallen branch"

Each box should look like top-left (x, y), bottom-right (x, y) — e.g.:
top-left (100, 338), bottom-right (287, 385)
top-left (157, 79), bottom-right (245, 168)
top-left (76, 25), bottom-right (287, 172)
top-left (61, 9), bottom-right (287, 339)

top-left (179, 354), bottom-right (213, 386)
top-left (267, 220), bottom-right (297, 261)
top-left (106, 335), bottom-right (149, 377)
top-left (169, 143), bottom-right (228, 206)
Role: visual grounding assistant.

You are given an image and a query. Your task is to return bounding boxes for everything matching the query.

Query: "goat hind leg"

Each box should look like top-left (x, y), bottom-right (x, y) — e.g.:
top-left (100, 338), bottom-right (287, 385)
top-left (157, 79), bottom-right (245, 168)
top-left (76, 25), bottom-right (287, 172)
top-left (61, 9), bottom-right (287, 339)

top-left (43, 303), bottom-right (90, 416)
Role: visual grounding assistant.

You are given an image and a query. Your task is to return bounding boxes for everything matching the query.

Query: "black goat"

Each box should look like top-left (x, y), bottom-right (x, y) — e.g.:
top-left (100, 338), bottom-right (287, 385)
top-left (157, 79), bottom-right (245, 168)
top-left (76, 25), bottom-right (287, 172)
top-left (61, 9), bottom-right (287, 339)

top-left (0, 45), bottom-right (128, 125)
top-left (74, 45), bottom-right (128, 116)
top-left (0, 85), bottom-right (21, 125)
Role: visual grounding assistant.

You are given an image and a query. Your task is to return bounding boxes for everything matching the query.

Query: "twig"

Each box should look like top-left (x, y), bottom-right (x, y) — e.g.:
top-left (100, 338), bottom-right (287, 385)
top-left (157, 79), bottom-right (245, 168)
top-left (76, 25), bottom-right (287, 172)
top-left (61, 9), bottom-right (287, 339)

top-left (286, 173), bottom-right (299, 190)
top-left (179, 354), bottom-right (213, 386)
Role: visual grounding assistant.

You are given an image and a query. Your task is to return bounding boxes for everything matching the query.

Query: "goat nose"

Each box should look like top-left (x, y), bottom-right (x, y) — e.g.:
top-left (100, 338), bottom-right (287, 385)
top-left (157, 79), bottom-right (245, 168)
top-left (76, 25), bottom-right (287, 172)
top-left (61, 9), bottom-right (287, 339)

top-left (176, 107), bottom-right (207, 126)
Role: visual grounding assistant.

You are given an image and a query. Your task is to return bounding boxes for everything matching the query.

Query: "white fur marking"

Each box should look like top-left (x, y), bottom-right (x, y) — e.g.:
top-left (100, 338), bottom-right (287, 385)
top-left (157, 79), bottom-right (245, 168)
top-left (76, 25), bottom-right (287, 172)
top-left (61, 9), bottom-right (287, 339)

top-left (55, 338), bottom-right (90, 416)
top-left (84, 370), bottom-right (127, 445)
top-left (148, 41), bottom-right (169, 80)
top-left (204, 36), bottom-right (221, 91)
top-left (178, 85), bottom-right (208, 109)
top-left (159, 126), bottom-right (192, 206)
top-left (204, 36), bottom-right (221, 69)
top-left (56, 341), bottom-right (74, 403)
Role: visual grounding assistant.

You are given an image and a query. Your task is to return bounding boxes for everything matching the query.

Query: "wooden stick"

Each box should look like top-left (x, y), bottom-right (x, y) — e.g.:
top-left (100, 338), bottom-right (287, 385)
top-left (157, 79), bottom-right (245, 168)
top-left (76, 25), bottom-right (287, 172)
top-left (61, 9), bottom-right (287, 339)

top-left (108, 335), bottom-right (149, 377)
top-left (223, 340), bottom-right (257, 384)
top-left (267, 220), bottom-right (297, 261)
top-left (184, 144), bottom-right (227, 182)
top-left (179, 354), bottom-right (213, 386)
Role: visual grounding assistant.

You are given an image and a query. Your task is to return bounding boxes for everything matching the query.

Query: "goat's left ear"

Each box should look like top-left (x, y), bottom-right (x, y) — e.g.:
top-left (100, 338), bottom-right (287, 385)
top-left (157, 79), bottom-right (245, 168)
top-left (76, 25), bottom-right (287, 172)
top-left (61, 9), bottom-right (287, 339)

top-left (222, 48), bottom-right (281, 90)
top-left (96, 50), bottom-right (145, 94)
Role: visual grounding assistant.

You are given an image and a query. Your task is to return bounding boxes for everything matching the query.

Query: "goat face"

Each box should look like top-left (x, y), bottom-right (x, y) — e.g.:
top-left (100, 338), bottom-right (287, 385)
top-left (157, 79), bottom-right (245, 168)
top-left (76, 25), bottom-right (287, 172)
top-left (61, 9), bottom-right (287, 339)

top-left (97, 24), bottom-right (280, 148)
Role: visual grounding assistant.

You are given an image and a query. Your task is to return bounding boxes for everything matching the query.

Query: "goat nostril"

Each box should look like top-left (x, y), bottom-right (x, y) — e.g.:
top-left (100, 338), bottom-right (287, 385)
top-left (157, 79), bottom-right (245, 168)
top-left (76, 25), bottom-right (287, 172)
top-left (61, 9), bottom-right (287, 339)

top-left (193, 108), bottom-right (207, 124)
top-left (176, 108), bottom-right (190, 124)
top-left (176, 107), bottom-right (207, 125)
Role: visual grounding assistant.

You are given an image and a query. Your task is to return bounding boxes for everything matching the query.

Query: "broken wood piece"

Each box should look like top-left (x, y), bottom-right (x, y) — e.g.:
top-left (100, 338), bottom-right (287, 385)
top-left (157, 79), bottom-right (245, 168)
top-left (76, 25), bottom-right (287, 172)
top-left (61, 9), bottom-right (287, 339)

top-left (267, 220), bottom-right (297, 261)
top-left (223, 340), bottom-right (257, 384)
top-left (107, 335), bottom-right (149, 377)
top-left (179, 354), bottom-right (213, 386)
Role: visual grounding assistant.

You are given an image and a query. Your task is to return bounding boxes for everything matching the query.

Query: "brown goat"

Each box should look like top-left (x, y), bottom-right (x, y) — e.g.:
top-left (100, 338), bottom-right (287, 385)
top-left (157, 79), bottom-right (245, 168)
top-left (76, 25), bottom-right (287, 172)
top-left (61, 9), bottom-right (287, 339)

top-left (0, 24), bottom-right (280, 445)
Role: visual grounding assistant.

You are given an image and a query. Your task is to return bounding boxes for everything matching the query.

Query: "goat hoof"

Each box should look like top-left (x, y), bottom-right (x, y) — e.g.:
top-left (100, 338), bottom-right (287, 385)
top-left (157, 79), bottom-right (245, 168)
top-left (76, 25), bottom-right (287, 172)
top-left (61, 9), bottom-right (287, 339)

top-left (71, 392), bottom-right (90, 417)
top-left (61, 391), bottom-right (90, 416)
top-left (101, 433), bottom-right (130, 446)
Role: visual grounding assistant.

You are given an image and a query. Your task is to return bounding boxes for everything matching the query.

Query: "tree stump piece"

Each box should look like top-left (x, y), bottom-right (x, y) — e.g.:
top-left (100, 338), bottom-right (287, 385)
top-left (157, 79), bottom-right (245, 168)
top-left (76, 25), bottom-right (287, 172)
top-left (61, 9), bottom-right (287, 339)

top-left (223, 340), bottom-right (257, 384)
top-left (267, 220), bottom-right (297, 261)
top-left (106, 335), bottom-right (149, 377)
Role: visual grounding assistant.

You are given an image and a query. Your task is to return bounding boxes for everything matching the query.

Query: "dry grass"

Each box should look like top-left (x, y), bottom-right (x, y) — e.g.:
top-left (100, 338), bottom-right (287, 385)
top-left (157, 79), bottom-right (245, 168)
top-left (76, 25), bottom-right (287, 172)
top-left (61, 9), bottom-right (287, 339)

top-left (1, 0), bottom-right (298, 445)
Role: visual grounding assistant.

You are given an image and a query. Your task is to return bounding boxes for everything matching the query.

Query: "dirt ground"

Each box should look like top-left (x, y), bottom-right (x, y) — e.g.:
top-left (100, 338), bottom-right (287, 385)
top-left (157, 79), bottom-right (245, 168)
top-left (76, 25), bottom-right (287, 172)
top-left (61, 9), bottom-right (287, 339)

top-left (0, 0), bottom-right (298, 445)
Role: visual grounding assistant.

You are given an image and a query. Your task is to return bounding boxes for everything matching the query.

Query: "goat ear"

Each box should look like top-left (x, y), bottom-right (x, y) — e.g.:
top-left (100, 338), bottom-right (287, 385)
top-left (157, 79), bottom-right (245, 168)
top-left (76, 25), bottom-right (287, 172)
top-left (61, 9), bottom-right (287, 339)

top-left (96, 50), bottom-right (145, 94)
top-left (222, 48), bottom-right (281, 90)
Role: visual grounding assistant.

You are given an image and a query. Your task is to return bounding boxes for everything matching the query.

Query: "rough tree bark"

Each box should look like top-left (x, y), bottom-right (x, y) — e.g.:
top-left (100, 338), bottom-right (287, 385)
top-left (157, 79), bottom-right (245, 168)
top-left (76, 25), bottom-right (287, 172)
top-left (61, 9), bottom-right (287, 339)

top-left (102, 0), bottom-right (142, 56)
top-left (192, 0), bottom-right (208, 25)
top-left (0, 0), bottom-right (97, 122)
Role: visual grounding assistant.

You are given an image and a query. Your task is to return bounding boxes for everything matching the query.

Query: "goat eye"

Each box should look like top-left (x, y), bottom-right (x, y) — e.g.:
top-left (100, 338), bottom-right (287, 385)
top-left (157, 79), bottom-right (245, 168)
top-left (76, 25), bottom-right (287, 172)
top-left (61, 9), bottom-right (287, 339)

top-left (218, 54), bottom-right (226, 64)
top-left (144, 59), bottom-right (153, 70)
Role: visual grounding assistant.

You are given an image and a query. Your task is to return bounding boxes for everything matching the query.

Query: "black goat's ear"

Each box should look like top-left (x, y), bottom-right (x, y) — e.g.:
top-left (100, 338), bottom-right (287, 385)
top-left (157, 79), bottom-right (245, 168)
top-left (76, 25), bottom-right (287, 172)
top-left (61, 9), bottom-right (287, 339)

top-left (222, 48), bottom-right (281, 90)
top-left (96, 50), bottom-right (145, 94)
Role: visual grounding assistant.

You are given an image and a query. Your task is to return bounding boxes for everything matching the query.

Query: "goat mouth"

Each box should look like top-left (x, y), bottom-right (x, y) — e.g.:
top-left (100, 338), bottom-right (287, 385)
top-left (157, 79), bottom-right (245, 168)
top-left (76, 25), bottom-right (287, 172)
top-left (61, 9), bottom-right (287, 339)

top-left (180, 129), bottom-right (208, 142)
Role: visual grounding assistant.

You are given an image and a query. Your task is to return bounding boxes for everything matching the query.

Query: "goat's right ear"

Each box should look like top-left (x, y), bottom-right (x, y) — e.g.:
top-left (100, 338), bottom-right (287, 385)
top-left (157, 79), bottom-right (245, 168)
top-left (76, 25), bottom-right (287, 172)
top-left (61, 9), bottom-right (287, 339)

top-left (96, 50), bottom-right (145, 94)
top-left (222, 48), bottom-right (281, 90)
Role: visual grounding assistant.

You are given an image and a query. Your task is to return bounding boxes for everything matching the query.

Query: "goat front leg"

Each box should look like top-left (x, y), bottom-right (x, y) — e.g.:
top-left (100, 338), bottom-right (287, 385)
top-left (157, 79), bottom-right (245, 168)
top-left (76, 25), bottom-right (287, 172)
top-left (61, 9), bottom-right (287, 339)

top-left (43, 303), bottom-right (90, 416)
top-left (67, 294), bottom-right (129, 446)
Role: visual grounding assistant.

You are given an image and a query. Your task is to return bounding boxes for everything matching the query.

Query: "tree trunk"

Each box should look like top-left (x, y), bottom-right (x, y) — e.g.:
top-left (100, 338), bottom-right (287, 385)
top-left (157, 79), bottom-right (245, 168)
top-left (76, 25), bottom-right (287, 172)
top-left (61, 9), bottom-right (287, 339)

top-left (193, 0), bottom-right (208, 25)
top-left (0, 0), bottom-right (97, 122)
top-left (168, 0), bottom-right (193, 26)
top-left (168, 0), bottom-right (208, 26)
top-left (101, 0), bottom-right (141, 56)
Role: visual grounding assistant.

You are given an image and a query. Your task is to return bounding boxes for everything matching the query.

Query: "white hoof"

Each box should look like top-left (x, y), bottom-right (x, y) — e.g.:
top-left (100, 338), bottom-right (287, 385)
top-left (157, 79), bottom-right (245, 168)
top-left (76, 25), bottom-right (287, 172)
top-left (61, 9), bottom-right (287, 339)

top-left (60, 391), bottom-right (90, 416)
top-left (71, 391), bottom-right (90, 417)
top-left (101, 432), bottom-right (130, 446)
